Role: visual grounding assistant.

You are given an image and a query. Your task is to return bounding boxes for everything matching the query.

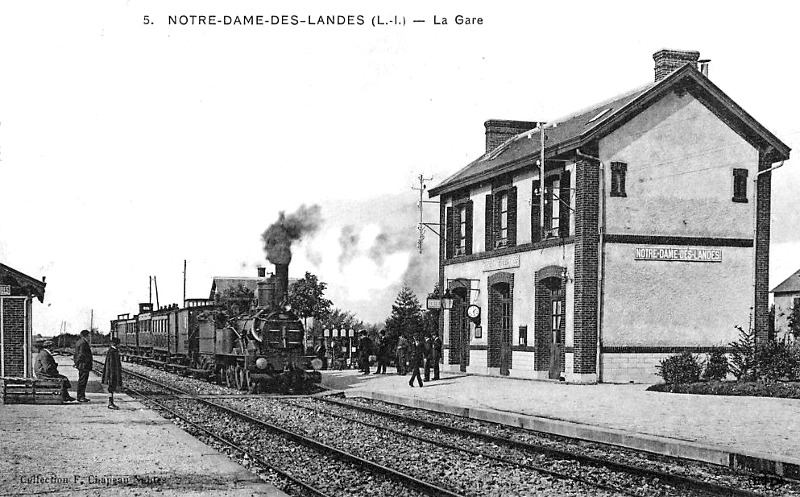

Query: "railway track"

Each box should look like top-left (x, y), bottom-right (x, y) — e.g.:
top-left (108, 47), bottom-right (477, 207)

top-left (95, 361), bottom-right (461, 497)
top-left (94, 360), bottom-right (798, 496)
top-left (282, 396), bottom-right (778, 497)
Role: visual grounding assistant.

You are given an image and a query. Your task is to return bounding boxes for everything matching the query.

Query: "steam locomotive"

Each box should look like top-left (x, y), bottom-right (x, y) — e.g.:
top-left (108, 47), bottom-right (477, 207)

top-left (111, 262), bottom-right (319, 393)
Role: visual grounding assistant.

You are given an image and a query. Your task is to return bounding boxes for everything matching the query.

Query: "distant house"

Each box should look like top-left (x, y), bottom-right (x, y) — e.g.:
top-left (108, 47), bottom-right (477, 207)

top-left (0, 263), bottom-right (46, 377)
top-left (428, 49), bottom-right (791, 384)
top-left (772, 269), bottom-right (800, 340)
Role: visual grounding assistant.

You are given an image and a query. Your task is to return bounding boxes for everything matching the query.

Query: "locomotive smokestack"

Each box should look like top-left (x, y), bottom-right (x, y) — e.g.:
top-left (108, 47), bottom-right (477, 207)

top-left (274, 263), bottom-right (289, 307)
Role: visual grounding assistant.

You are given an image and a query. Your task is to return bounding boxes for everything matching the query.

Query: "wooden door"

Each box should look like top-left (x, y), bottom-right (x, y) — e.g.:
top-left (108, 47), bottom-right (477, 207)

top-left (548, 288), bottom-right (565, 380)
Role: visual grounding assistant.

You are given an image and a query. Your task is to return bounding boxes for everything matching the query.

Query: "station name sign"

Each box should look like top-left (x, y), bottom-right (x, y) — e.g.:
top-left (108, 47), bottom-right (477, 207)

top-left (635, 247), bottom-right (722, 263)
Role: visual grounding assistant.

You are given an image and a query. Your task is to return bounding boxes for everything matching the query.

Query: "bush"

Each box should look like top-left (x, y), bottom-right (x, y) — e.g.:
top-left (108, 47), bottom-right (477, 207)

top-left (755, 339), bottom-right (800, 382)
top-left (656, 351), bottom-right (702, 385)
top-left (703, 348), bottom-right (729, 381)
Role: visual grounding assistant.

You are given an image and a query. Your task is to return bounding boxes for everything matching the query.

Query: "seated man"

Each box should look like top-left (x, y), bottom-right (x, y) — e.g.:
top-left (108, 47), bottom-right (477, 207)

top-left (33, 340), bottom-right (76, 402)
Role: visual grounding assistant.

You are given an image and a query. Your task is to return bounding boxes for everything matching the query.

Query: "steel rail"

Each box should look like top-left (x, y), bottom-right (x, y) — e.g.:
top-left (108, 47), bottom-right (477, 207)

top-left (92, 360), bottom-right (331, 497)
top-left (106, 361), bottom-right (463, 497)
top-left (280, 398), bottom-right (638, 496)
top-left (200, 397), bottom-right (464, 497)
top-left (319, 396), bottom-right (770, 497)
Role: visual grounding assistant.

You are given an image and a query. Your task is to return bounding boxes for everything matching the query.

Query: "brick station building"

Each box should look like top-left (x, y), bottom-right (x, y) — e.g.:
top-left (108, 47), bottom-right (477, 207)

top-left (428, 49), bottom-right (791, 384)
top-left (0, 263), bottom-right (46, 377)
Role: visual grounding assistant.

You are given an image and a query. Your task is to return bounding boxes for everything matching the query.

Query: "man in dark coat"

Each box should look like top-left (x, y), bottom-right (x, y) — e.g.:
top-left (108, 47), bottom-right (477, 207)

top-left (34, 340), bottom-right (75, 402)
top-left (396, 335), bottom-right (408, 375)
top-left (408, 335), bottom-right (424, 387)
top-left (423, 335), bottom-right (434, 381)
top-left (102, 337), bottom-right (123, 410)
top-left (73, 329), bottom-right (93, 402)
top-left (431, 333), bottom-right (443, 380)
top-left (357, 330), bottom-right (372, 375)
top-left (373, 330), bottom-right (388, 374)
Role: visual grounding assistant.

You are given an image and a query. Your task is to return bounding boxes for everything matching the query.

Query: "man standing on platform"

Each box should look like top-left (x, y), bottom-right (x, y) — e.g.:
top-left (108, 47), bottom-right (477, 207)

top-left (431, 333), bottom-right (442, 381)
top-left (73, 329), bottom-right (93, 402)
top-left (34, 340), bottom-right (76, 402)
top-left (102, 337), bottom-right (123, 410)
top-left (357, 330), bottom-right (372, 375)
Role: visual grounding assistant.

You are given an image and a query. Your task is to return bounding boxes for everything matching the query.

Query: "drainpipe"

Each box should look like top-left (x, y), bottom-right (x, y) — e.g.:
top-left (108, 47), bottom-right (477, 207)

top-left (576, 149), bottom-right (604, 383)
top-left (753, 159), bottom-right (784, 343)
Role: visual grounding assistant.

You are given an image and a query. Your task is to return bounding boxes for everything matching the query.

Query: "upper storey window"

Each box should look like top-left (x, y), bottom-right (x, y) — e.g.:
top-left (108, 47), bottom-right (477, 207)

top-left (485, 184), bottom-right (517, 251)
top-left (499, 192), bottom-right (509, 243)
top-left (732, 168), bottom-right (748, 203)
top-left (610, 162), bottom-right (627, 197)
top-left (445, 198), bottom-right (473, 259)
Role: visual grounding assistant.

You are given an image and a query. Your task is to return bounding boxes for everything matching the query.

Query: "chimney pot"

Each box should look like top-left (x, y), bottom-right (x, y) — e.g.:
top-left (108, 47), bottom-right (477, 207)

top-left (484, 120), bottom-right (539, 153)
top-left (653, 49), bottom-right (701, 82)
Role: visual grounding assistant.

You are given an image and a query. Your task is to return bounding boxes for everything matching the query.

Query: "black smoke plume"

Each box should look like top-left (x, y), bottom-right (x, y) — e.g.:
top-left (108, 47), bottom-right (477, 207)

top-left (262, 204), bottom-right (323, 265)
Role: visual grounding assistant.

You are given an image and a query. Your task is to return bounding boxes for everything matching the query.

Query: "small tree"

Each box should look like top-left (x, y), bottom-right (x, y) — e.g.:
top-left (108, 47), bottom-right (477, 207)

top-left (729, 318), bottom-right (757, 382)
top-left (655, 352), bottom-right (702, 385)
top-left (384, 284), bottom-right (424, 344)
top-left (289, 272), bottom-right (333, 336)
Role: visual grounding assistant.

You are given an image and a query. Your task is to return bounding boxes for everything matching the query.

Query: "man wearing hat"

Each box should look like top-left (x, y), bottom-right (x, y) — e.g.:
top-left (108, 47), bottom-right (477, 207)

top-left (34, 340), bottom-right (76, 402)
top-left (356, 329), bottom-right (372, 375)
top-left (73, 329), bottom-right (93, 402)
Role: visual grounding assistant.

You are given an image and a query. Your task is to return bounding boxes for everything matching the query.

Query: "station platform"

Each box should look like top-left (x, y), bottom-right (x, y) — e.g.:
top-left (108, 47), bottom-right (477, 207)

top-left (320, 367), bottom-right (800, 479)
top-left (0, 355), bottom-right (285, 496)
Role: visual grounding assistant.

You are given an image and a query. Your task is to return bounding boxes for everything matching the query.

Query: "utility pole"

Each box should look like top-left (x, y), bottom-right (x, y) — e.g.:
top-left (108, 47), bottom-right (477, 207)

top-left (183, 260), bottom-right (187, 308)
top-left (154, 276), bottom-right (160, 309)
top-left (414, 173), bottom-right (440, 253)
top-left (149, 276), bottom-right (153, 304)
top-left (89, 309), bottom-right (94, 333)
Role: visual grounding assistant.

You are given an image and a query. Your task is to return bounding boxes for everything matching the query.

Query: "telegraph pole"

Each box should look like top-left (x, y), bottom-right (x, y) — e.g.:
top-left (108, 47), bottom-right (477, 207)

top-left (183, 260), bottom-right (187, 307)
top-left (414, 173), bottom-right (440, 253)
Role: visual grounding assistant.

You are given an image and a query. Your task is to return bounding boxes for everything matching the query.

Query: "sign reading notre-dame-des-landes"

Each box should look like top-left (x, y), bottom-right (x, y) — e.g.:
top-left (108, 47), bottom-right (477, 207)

top-left (635, 247), bottom-right (722, 262)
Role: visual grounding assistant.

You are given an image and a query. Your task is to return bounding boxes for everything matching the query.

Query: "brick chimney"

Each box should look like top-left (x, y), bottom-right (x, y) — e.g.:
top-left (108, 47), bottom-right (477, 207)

top-left (484, 120), bottom-right (538, 153)
top-left (653, 49), bottom-right (700, 82)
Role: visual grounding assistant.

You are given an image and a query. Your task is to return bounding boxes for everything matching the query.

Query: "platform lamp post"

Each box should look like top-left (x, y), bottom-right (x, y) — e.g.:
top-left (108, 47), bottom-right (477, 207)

top-left (348, 329), bottom-right (355, 368)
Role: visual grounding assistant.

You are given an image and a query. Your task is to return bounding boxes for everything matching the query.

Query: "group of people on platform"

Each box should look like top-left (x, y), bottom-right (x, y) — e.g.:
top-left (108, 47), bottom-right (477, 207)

top-left (352, 330), bottom-right (442, 388)
top-left (32, 329), bottom-right (123, 409)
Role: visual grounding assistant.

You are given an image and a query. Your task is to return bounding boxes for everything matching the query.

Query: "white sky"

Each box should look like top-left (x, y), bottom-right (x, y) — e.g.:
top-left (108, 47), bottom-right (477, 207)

top-left (1, 1), bottom-right (798, 335)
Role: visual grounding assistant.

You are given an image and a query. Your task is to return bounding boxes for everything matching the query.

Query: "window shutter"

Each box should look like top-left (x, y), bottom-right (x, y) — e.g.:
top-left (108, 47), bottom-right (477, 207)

top-left (559, 170), bottom-right (571, 238)
top-left (531, 180), bottom-right (541, 243)
top-left (465, 201), bottom-right (474, 255)
top-left (445, 206), bottom-right (454, 259)
top-left (508, 186), bottom-right (517, 246)
top-left (485, 194), bottom-right (494, 252)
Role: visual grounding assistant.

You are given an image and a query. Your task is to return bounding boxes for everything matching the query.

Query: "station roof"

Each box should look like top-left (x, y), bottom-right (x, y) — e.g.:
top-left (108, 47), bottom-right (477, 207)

top-left (429, 63), bottom-right (791, 197)
top-left (772, 269), bottom-right (800, 295)
top-left (0, 262), bottom-right (46, 303)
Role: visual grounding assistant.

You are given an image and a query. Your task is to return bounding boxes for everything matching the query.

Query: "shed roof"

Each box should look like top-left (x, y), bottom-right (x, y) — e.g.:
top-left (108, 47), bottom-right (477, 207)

top-left (0, 262), bottom-right (46, 302)
top-left (429, 63), bottom-right (791, 197)
top-left (772, 269), bottom-right (800, 294)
